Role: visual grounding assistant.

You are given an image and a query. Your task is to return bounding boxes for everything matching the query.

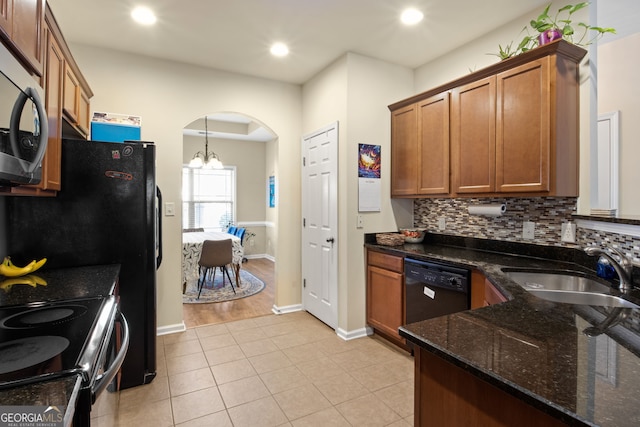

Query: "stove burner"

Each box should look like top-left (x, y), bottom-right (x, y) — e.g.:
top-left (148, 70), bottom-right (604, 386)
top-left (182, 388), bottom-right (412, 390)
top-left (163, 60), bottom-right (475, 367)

top-left (1, 305), bottom-right (88, 329)
top-left (0, 336), bottom-right (69, 376)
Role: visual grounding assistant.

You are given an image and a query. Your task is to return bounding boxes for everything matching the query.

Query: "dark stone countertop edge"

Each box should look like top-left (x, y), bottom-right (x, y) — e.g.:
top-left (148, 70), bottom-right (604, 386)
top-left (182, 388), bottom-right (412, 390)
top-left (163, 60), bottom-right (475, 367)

top-left (398, 327), bottom-right (596, 427)
top-left (366, 232), bottom-right (640, 427)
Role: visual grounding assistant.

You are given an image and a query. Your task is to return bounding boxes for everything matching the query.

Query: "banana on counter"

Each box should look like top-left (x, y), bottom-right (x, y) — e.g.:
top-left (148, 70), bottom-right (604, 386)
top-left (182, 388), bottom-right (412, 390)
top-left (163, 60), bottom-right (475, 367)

top-left (0, 256), bottom-right (47, 277)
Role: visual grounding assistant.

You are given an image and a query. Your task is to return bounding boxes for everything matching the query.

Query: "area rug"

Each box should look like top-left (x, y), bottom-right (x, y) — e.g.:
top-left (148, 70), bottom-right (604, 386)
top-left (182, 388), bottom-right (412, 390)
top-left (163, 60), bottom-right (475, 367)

top-left (183, 269), bottom-right (265, 303)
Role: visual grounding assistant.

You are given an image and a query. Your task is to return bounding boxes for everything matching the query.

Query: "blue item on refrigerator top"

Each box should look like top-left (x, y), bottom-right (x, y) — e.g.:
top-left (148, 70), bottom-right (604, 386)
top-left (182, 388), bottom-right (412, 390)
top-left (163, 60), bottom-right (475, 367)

top-left (91, 122), bottom-right (141, 143)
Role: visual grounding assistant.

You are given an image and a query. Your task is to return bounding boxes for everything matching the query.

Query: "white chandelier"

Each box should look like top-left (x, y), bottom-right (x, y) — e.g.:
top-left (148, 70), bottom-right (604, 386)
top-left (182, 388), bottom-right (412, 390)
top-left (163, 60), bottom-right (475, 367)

top-left (188, 116), bottom-right (223, 169)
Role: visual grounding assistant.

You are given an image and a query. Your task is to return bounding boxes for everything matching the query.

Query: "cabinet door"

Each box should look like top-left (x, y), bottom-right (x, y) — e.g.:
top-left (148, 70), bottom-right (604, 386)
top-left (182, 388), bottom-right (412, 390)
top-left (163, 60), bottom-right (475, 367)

top-left (0, 0), bottom-right (11, 37)
top-left (367, 265), bottom-right (404, 342)
top-left (470, 270), bottom-right (486, 309)
top-left (10, 0), bottom-right (44, 75)
top-left (391, 103), bottom-right (418, 196)
top-left (41, 25), bottom-right (63, 191)
top-left (451, 76), bottom-right (496, 194)
top-left (496, 57), bottom-right (550, 193)
top-left (63, 62), bottom-right (79, 123)
top-left (77, 89), bottom-right (90, 136)
top-left (417, 92), bottom-right (450, 195)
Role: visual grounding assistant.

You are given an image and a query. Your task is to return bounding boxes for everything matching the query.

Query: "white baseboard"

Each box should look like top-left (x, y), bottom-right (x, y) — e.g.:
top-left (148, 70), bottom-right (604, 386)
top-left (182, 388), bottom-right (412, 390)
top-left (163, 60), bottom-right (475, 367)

top-left (243, 254), bottom-right (274, 262)
top-left (272, 304), bottom-right (303, 315)
top-left (337, 326), bottom-right (371, 341)
top-left (157, 322), bottom-right (187, 336)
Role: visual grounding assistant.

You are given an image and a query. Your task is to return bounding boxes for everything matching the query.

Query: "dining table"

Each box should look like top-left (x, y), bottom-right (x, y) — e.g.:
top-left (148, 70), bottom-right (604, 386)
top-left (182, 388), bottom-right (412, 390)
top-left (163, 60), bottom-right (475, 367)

top-left (182, 231), bottom-right (244, 292)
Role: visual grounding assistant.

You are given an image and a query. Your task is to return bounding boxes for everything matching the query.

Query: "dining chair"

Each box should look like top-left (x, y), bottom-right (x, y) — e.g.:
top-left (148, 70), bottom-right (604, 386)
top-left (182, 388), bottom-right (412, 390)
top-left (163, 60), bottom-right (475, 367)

top-left (197, 239), bottom-right (235, 299)
top-left (234, 227), bottom-right (246, 243)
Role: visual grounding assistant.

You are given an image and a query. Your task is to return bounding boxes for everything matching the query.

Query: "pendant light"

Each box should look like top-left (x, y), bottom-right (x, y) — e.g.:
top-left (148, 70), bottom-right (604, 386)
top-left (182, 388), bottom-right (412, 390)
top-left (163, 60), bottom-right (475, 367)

top-left (188, 116), bottom-right (223, 169)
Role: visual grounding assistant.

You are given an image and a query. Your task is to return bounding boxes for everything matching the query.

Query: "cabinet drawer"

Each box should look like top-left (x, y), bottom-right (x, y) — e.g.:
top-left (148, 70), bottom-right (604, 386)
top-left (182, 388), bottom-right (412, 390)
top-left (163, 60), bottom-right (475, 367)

top-left (368, 250), bottom-right (403, 273)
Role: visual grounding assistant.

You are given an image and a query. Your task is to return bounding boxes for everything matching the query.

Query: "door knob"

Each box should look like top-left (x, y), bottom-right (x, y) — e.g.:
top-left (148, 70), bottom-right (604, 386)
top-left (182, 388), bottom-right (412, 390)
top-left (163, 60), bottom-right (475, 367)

top-left (326, 237), bottom-right (335, 243)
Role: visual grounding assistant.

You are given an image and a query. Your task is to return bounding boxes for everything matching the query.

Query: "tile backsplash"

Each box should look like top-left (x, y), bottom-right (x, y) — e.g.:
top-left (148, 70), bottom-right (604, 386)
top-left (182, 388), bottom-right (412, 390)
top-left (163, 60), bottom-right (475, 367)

top-left (414, 197), bottom-right (577, 245)
top-left (413, 197), bottom-right (640, 263)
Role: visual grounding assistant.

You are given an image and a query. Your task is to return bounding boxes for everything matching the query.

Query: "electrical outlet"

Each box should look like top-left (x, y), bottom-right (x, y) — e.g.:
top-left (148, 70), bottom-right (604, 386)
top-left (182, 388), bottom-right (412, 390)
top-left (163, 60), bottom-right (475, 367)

top-left (357, 215), bottom-right (364, 229)
top-left (522, 221), bottom-right (535, 240)
top-left (561, 222), bottom-right (576, 243)
top-left (438, 217), bottom-right (446, 231)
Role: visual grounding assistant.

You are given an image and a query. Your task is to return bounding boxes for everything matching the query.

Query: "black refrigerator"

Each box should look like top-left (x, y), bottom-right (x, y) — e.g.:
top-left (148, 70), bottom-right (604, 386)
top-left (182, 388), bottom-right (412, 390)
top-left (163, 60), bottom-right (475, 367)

top-left (6, 138), bottom-right (161, 389)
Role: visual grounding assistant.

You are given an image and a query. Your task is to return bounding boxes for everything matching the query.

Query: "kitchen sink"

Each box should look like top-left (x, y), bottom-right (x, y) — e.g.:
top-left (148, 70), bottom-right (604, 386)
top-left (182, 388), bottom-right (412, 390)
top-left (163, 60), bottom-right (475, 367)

top-left (504, 270), bottom-right (640, 309)
top-left (505, 271), bottom-right (610, 293)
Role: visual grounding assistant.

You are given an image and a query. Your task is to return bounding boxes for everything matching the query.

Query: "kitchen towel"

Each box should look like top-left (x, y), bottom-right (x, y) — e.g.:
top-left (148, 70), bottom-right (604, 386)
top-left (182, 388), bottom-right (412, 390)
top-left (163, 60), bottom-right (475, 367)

top-left (468, 204), bottom-right (506, 216)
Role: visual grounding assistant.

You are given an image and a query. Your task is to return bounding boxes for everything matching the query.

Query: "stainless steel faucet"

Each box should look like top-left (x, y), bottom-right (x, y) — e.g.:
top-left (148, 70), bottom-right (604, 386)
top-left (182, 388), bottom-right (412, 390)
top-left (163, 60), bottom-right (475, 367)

top-left (584, 246), bottom-right (634, 291)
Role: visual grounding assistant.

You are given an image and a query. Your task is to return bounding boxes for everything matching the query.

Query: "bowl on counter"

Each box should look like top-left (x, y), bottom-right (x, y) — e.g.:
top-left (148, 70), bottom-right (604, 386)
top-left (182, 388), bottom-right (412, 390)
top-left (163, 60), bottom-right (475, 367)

top-left (400, 229), bottom-right (426, 243)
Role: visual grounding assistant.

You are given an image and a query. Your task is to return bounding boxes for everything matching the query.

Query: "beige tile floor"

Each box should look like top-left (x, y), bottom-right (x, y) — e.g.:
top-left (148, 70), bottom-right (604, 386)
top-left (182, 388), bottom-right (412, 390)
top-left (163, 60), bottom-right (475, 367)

top-left (92, 311), bottom-right (415, 426)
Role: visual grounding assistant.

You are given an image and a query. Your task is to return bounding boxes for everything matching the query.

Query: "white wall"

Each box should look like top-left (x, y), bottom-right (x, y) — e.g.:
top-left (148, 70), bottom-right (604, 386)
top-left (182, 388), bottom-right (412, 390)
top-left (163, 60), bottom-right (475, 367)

top-left (302, 53), bottom-right (414, 332)
top-left (597, 32), bottom-right (640, 216)
top-left (70, 44), bottom-right (302, 330)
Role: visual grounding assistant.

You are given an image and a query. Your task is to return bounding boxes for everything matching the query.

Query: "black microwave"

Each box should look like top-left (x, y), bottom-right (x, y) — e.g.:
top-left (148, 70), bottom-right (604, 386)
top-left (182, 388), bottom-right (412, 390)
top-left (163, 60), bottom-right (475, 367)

top-left (0, 42), bottom-right (48, 186)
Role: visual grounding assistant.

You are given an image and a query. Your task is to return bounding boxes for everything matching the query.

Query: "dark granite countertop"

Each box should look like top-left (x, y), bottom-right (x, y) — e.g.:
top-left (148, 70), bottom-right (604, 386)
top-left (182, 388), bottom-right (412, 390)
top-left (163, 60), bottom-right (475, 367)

top-left (366, 233), bottom-right (640, 427)
top-left (0, 264), bottom-right (120, 308)
top-left (0, 374), bottom-right (82, 427)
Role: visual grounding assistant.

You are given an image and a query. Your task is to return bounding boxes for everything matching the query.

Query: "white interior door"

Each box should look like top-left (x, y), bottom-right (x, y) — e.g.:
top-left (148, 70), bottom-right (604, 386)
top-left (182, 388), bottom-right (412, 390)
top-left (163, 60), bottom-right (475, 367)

top-left (301, 122), bottom-right (338, 329)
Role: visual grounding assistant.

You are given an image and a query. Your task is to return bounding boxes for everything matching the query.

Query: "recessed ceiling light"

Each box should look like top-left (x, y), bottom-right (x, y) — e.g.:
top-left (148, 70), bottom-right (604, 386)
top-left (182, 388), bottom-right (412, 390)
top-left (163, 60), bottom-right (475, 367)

top-left (270, 42), bottom-right (289, 57)
top-left (131, 6), bottom-right (157, 25)
top-left (401, 8), bottom-right (424, 26)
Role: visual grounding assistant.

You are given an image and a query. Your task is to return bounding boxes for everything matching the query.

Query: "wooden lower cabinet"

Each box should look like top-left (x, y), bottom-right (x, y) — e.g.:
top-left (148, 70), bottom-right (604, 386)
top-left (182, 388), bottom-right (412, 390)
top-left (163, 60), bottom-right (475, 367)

top-left (485, 279), bottom-right (508, 306)
top-left (414, 348), bottom-right (567, 427)
top-left (470, 270), bottom-right (487, 309)
top-left (366, 249), bottom-right (405, 347)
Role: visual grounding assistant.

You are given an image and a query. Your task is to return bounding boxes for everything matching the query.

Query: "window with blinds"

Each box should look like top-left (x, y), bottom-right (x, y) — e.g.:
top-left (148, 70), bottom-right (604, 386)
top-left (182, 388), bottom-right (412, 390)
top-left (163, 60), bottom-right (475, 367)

top-left (182, 166), bottom-right (236, 231)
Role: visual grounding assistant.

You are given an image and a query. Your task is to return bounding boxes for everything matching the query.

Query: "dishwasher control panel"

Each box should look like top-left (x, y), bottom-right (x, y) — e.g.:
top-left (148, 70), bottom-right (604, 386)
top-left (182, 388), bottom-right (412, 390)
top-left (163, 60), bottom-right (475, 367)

top-left (405, 258), bottom-right (469, 293)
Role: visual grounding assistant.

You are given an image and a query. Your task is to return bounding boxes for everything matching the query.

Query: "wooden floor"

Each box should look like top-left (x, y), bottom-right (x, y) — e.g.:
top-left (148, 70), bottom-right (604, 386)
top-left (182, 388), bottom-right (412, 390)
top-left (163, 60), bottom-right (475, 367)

top-left (182, 257), bottom-right (275, 328)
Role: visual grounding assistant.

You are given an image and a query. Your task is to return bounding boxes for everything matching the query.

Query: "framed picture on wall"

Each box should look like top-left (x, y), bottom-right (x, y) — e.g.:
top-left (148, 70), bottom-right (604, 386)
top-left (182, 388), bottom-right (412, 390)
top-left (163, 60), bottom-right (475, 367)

top-left (268, 175), bottom-right (276, 208)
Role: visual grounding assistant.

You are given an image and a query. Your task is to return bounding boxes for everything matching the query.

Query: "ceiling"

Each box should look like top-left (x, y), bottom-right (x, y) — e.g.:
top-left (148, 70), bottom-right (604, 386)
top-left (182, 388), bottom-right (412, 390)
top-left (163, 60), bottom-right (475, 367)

top-left (183, 114), bottom-right (275, 142)
top-left (48, 0), bottom-right (553, 85)
top-left (47, 0), bottom-right (637, 142)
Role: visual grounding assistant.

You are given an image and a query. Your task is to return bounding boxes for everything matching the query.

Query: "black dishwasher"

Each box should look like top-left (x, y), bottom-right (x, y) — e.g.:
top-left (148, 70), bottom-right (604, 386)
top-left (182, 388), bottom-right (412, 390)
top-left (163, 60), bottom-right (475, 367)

top-left (404, 258), bottom-right (470, 324)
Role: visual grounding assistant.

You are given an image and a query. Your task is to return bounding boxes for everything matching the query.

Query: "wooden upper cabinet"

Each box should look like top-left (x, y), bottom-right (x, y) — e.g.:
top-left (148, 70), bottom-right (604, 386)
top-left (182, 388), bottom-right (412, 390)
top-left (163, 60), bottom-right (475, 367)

top-left (417, 92), bottom-right (450, 195)
top-left (451, 76), bottom-right (496, 194)
top-left (63, 62), bottom-right (80, 123)
top-left (0, 0), bottom-right (11, 36)
top-left (0, 0), bottom-right (45, 76)
top-left (391, 104), bottom-right (418, 196)
top-left (41, 23), bottom-right (63, 191)
top-left (496, 58), bottom-right (550, 193)
top-left (389, 40), bottom-right (586, 198)
top-left (77, 89), bottom-right (90, 135)
top-left (391, 92), bottom-right (450, 197)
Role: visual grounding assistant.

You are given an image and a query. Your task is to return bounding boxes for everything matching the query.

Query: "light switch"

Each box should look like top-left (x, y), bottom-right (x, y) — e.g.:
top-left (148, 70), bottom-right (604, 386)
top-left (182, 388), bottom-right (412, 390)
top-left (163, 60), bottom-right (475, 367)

top-left (164, 202), bottom-right (175, 216)
top-left (357, 215), bottom-right (364, 229)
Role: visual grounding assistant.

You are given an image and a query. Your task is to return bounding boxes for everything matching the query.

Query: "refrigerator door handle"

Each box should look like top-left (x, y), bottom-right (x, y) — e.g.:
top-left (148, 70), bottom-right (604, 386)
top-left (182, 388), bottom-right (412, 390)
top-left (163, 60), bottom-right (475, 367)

top-left (156, 186), bottom-right (163, 269)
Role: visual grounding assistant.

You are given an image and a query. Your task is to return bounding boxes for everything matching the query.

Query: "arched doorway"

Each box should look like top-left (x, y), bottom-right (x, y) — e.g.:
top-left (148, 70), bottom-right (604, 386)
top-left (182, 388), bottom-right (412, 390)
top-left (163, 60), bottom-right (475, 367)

top-left (181, 112), bottom-right (278, 327)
